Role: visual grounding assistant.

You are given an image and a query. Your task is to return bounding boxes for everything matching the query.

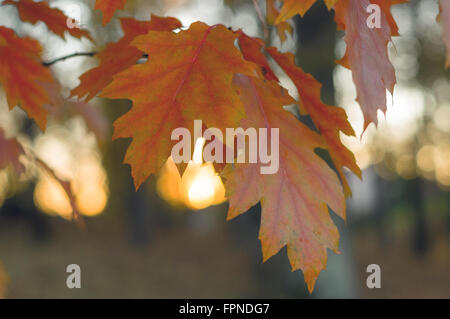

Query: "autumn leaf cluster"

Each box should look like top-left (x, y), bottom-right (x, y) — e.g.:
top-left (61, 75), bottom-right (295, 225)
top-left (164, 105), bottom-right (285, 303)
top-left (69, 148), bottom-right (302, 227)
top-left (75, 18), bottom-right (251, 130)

top-left (0, 0), bottom-right (449, 292)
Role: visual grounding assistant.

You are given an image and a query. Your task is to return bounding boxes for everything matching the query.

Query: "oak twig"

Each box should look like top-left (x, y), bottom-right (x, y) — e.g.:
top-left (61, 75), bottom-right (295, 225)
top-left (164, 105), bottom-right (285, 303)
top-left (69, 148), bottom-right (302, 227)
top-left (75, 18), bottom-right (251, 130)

top-left (42, 52), bottom-right (97, 67)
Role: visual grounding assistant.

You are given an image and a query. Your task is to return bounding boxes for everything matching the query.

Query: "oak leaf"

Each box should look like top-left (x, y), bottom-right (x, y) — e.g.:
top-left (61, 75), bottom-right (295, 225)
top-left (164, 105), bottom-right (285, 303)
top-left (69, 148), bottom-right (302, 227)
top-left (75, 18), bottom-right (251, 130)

top-left (235, 34), bottom-right (359, 196)
top-left (71, 15), bottom-right (182, 101)
top-left (275, 0), bottom-right (338, 24)
top-left (238, 32), bottom-right (279, 81)
top-left (0, 26), bottom-right (54, 131)
top-left (224, 74), bottom-right (345, 293)
top-left (369, 0), bottom-right (408, 36)
top-left (100, 22), bottom-right (258, 188)
top-left (267, 47), bottom-right (361, 196)
top-left (334, 0), bottom-right (396, 130)
top-left (266, 0), bottom-right (293, 43)
top-left (95, 0), bottom-right (127, 25)
top-left (3, 0), bottom-right (92, 41)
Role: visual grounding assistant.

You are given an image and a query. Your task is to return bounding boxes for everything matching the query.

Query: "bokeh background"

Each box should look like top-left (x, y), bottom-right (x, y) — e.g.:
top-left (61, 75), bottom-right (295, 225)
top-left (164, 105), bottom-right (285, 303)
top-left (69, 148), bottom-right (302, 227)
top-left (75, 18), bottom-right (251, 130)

top-left (0, 0), bottom-right (449, 298)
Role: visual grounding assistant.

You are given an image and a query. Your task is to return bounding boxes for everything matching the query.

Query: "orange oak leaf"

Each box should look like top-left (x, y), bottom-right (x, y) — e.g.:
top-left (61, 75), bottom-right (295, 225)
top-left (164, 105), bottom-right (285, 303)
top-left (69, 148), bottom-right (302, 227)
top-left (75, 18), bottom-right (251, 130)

top-left (95, 0), bottom-right (127, 25)
top-left (3, 0), bottom-right (92, 41)
top-left (275, 0), bottom-right (338, 24)
top-left (235, 33), bottom-right (359, 196)
top-left (0, 128), bottom-right (25, 174)
top-left (334, 0), bottom-right (396, 130)
top-left (238, 32), bottom-right (279, 81)
top-left (267, 47), bottom-right (361, 197)
top-left (71, 15), bottom-right (182, 101)
top-left (266, 0), bottom-right (293, 43)
top-left (224, 74), bottom-right (345, 293)
top-left (100, 22), bottom-right (258, 189)
top-left (0, 26), bottom-right (54, 131)
top-left (439, 0), bottom-right (450, 68)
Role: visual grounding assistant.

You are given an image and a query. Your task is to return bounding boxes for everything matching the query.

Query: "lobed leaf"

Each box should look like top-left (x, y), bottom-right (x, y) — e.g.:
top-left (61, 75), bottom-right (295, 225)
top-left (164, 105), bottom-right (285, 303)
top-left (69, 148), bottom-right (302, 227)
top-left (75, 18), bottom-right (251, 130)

top-left (224, 75), bottom-right (345, 293)
top-left (266, 47), bottom-right (361, 196)
top-left (3, 0), bottom-right (93, 41)
top-left (0, 26), bottom-right (54, 130)
top-left (334, 0), bottom-right (396, 130)
top-left (95, 0), bottom-right (127, 25)
top-left (71, 15), bottom-right (182, 101)
top-left (266, 0), bottom-right (293, 43)
top-left (101, 22), bottom-right (258, 189)
top-left (275, 0), bottom-right (338, 24)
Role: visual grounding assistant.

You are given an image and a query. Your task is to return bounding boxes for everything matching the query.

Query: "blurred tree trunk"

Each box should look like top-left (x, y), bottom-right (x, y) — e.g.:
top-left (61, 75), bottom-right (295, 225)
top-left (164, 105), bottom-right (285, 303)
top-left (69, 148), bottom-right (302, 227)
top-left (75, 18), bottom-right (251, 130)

top-left (294, 1), bottom-right (357, 298)
top-left (294, 2), bottom-right (337, 105)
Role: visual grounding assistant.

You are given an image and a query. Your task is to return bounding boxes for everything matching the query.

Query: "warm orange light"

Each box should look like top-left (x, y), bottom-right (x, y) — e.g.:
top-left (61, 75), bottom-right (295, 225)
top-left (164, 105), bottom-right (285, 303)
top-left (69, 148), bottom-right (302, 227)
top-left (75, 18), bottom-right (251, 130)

top-left (156, 157), bottom-right (184, 207)
top-left (187, 174), bottom-right (216, 209)
top-left (32, 123), bottom-right (109, 218)
top-left (182, 161), bottom-right (226, 210)
top-left (157, 138), bottom-right (226, 210)
top-left (434, 145), bottom-right (450, 187)
top-left (76, 185), bottom-right (108, 217)
top-left (34, 174), bottom-right (108, 218)
top-left (73, 155), bottom-right (108, 217)
top-left (417, 145), bottom-right (434, 173)
top-left (34, 176), bottom-right (73, 219)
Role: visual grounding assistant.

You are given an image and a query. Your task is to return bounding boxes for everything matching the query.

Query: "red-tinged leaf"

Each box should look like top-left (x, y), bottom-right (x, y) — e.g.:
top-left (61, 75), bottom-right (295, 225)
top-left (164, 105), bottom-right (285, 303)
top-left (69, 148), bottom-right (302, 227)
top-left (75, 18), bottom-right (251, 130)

top-left (275, 0), bottom-right (337, 24)
top-left (0, 26), bottom-right (54, 131)
top-left (266, 47), bottom-right (361, 196)
top-left (3, 0), bottom-right (93, 41)
top-left (234, 34), bottom-right (359, 196)
top-left (439, 0), bottom-right (450, 68)
top-left (224, 74), bottom-right (345, 293)
top-left (0, 128), bottom-right (25, 175)
top-left (238, 32), bottom-right (279, 81)
top-left (100, 22), bottom-right (258, 189)
top-left (95, 0), bottom-right (127, 25)
top-left (266, 0), bottom-right (293, 43)
top-left (370, 0), bottom-right (408, 36)
top-left (334, 0), bottom-right (396, 130)
top-left (71, 15), bottom-right (182, 101)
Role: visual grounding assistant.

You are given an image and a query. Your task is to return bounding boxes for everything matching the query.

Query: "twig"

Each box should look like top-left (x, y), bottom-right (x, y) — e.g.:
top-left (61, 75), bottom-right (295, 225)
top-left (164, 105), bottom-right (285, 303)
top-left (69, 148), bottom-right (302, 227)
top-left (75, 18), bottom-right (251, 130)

top-left (23, 147), bottom-right (86, 231)
top-left (42, 52), bottom-right (97, 67)
top-left (42, 52), bottom-right (150, 66)
top-left (252, 0), bottom-right (269, 42)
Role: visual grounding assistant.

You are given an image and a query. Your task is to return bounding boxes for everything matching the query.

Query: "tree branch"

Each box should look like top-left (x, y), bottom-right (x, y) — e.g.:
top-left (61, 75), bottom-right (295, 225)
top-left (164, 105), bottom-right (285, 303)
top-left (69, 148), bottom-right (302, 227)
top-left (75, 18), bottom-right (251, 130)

top-left (42, 52), bottom-right (97, 67)
top-left (42, 52), bottom-right (150, 66)
top-left (23, 147), bottom-right (86, 231)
